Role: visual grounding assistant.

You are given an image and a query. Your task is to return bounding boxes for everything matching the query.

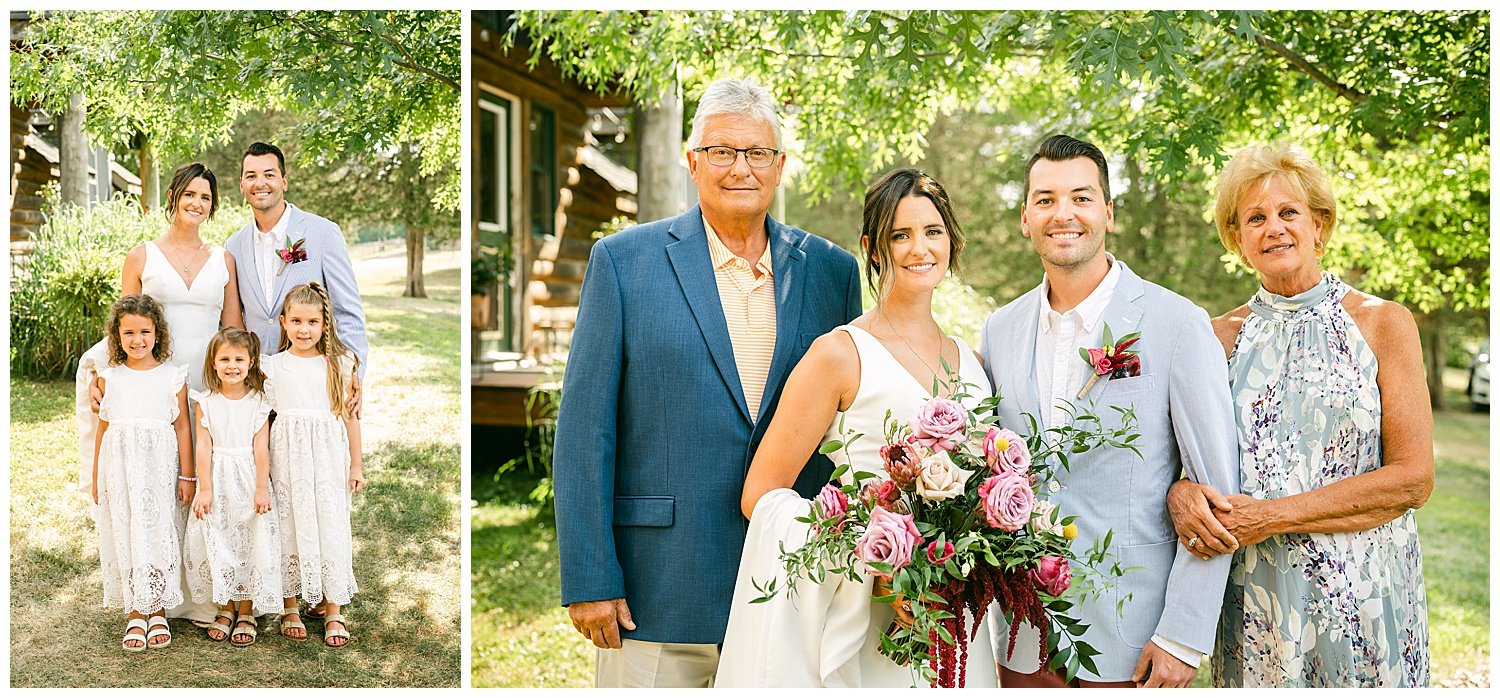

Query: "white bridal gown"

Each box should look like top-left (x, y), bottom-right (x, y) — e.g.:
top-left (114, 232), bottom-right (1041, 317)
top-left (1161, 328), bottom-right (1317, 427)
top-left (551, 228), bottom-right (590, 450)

top-left (77, 241), bottom-right (229, 622)
top-left (716, 325), bottom-right (1000, 688)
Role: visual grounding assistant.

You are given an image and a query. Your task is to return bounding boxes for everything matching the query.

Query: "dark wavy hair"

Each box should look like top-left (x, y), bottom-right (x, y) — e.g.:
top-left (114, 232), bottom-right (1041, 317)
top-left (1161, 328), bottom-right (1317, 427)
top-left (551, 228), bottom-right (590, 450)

top-left (202, 327), bottom-right (267, 395)
top-left (860, 167), bottom-right (965, 299)
top-left (244, 141), bottom-right (287, 176)
top-left (164, 162), bottom-right (219, 222)
top-left (106, 294), bottom-right (172, 366)
top-left (279, 282), bottom-right (360, 418)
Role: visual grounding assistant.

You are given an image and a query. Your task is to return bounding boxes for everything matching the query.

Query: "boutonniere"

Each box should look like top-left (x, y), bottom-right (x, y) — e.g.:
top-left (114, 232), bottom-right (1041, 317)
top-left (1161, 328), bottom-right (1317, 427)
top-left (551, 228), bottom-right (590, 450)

top-left (1077, 323), bottom-right (1142, 399)
top-left (276, 236), bottom-right (308, 275)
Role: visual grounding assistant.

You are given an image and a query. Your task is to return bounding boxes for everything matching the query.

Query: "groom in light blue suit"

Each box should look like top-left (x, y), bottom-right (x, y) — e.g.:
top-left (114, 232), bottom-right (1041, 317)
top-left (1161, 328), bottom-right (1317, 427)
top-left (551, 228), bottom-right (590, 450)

top-left (981, 135), bottom-right (1239, 687)
top-left (552, 78), bottom-right (861, 687)
top-left (225, 142), bottom-right (368, 378)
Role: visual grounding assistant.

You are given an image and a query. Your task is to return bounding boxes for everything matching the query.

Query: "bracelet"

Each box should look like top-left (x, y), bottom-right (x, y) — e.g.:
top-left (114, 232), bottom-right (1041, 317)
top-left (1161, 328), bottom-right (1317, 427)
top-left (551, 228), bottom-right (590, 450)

top-left (178, 475), bottom-right (197, 482)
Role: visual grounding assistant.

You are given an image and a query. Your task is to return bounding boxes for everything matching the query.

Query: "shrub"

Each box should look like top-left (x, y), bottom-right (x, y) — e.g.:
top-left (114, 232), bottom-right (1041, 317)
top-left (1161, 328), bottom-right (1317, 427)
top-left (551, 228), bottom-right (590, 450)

top-left (10, 193), bottom-right (251, 377)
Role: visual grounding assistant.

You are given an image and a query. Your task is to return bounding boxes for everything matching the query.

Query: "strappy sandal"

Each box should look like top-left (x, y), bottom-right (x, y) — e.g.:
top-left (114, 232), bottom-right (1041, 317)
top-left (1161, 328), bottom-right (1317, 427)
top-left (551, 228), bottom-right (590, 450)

top-left (302, 602), bottom-right (327, 620)
top-left (146, 614), bottom-right (172, 649)
top-left (323, 613), bottom-right (351, 648)
top-left (280, 607), bottom-right (308, 642)
top-left (229, 615), bottom-right (258, 648)
top-left (207, 608), bottom-right (234, 642)
top-left (121, 617), bottom-right (149, 653)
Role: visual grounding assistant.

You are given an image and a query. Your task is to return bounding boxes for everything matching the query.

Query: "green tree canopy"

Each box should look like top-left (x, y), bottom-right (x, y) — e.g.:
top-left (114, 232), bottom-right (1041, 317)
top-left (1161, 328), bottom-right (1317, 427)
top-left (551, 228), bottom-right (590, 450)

top-left (11, 10), bottom-right (462, 210)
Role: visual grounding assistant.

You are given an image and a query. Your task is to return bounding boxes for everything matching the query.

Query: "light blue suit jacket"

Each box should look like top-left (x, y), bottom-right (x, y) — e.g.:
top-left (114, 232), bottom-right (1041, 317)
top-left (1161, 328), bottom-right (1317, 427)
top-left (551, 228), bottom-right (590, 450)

top-left (225, 203), bottom-right (368, 375)
top-left (551, 206), bottom-right (862, 644)
top-left (980, 260), bottom-right (1239, 681)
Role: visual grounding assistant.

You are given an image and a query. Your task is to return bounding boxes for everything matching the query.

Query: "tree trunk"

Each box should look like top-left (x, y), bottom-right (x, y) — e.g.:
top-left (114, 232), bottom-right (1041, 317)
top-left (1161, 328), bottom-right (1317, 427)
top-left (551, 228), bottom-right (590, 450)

top-left (405, 224), bottom-right (426, 298)
top-left (1417, 310), bottom-right (1446, 411)
top-left (59, 93), bottom-right (89, 206)
top-left (636, 75), bottom-right (684, 224)
top-left (138, 136), bottom-right (159, 212)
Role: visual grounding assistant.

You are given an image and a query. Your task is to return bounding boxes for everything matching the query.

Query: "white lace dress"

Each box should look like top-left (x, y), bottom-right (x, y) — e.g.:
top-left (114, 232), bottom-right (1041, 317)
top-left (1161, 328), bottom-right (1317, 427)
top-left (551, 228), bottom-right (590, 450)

top-left (265, 351), bottom-right (359, 606)
top-left (183, 389), bottom-right (282, 615)
top-left (716, 326), bottom-right (999, 687)
top-left (93, 363), bottom-right (189, 615)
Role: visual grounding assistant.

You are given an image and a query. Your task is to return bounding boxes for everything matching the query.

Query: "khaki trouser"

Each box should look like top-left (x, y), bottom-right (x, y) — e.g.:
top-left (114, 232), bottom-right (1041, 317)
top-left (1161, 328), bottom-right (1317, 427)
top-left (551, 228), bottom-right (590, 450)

top-left (596, 640), bottom-right (721, 688)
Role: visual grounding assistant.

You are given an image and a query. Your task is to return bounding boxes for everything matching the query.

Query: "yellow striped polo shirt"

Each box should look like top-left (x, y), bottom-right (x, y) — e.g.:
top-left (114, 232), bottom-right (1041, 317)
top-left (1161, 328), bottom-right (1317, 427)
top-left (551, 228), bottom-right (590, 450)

top-left (704, 217), bottom-right (777, 420)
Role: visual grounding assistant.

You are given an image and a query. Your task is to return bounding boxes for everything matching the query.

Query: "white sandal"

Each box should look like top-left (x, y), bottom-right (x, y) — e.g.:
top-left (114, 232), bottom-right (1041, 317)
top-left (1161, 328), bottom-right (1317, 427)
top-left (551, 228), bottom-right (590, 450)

top-left (229, 614), bottom-right (258, 647)
top-left (323, 613), bottom-right (351, 648)
top-left (207, 608), bottom-right (234, 642)
top-left (121, 617), bottom-right (149, 653)
top-left (280, 606), bottom-right (308, 642)
top-left (146, 615), bottom-right (172, 649)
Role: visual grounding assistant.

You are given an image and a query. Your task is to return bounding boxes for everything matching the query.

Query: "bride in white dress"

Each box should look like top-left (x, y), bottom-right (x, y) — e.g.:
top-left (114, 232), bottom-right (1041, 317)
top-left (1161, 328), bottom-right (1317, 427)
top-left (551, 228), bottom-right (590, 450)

top-left (76, 163), bottom-right (245, 623)
top-left (717, 169), bottom-right (998, 687)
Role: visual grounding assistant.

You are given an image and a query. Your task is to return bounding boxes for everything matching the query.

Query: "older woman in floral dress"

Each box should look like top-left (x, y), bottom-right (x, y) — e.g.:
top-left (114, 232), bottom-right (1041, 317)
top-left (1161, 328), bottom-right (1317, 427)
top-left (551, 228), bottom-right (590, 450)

top-left (1166, 143), bottom-right (1432, 687)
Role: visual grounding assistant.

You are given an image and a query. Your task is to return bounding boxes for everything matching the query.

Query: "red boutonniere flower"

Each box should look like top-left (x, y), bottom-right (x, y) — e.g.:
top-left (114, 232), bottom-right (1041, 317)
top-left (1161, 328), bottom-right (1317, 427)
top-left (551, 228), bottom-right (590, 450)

top-left (1076, 323), bottom-right (1141, 398)
top-left (276, 236), bottom-right (308, 275)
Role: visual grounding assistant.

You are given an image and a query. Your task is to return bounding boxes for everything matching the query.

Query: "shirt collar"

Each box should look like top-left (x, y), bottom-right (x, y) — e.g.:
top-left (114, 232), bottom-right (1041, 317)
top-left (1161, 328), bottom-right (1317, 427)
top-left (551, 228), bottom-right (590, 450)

top-left (256, 202), bottom-right (295, 242)
top-left (703, 216), bottom-right (773, 276)
top-left (1038, 253), bottom-right (1121, 334)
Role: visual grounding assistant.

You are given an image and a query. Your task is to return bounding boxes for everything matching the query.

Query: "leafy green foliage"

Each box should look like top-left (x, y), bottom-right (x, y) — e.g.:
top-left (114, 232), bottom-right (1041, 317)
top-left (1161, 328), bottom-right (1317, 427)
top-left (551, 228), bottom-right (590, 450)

top-left (10, 193), bottom-right (248, 378)
top-left (11, 10), bottom-right (461, 210)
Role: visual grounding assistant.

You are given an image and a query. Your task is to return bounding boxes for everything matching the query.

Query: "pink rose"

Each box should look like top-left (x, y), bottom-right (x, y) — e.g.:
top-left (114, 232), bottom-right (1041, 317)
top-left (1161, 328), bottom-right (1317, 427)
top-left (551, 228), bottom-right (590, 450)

top-left (881, 442), bottom-right (921, 491)
top-left (813, 484), bottom-right (849, 532)
top-left (1030, 555), bottom-right (1072, 596)
top-left (1086, 347), bottom-right (1113, 375)
top-left (926, 540), bottom-right (955, 565)
top-left (912, 398), bottom-right (968, 452)
top-left (978, 472), bottom-right (1034, 531)
top-left (983, 427), bottom-right (1032, 475)
top-left (915, 451), bottom-right (973, 501)
top-left (860, 479), bottom-right (901, 510)
top-left (856, 506), bottom-right (921, 572)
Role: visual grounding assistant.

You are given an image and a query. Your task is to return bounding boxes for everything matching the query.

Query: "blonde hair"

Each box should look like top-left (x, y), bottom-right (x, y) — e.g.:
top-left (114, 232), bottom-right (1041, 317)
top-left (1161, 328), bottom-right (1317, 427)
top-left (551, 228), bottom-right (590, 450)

top-left (1214, 143), bottom-right (1337, 258)
top-left (278, 282), bottom-right (360, 418)
top-left (202, 327), bottom-right (266, 395)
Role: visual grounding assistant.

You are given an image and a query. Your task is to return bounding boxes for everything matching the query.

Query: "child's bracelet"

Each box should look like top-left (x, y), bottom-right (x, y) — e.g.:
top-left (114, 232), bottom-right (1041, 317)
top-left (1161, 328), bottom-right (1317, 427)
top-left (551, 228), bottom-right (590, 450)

top-left (178, 475), bottom-right (198, 482)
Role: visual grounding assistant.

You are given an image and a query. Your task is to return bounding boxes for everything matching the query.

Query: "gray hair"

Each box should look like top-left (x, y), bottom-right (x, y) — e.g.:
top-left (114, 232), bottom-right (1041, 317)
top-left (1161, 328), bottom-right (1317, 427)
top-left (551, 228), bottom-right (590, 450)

top-left (685, 78), bottom-right (784, 150)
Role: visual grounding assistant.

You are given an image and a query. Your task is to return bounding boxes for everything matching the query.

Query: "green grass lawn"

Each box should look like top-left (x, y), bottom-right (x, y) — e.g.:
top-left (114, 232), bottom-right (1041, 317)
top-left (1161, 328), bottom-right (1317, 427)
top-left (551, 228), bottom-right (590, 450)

top-left (9, 247), bottom-right (463, 687)
top-left (472, 368), bottom-right (1489, 688)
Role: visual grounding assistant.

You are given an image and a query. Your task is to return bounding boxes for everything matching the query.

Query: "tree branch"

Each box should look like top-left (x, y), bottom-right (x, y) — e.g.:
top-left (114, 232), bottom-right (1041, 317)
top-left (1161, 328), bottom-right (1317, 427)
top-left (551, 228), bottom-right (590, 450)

top-left (372, 27), bottom-right (459, 92)
top-left (275, 12), bottom-right (458, 92)
top-left (1253, 34), bottom-right (1369, 105)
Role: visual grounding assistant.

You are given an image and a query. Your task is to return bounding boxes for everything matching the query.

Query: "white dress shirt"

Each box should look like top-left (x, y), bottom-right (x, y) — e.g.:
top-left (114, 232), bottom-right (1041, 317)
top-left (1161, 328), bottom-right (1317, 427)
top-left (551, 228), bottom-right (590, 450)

top-left (1032, 254), bottom-right (1204, 669)
top-left (253, 202), bottom-right (294, 303)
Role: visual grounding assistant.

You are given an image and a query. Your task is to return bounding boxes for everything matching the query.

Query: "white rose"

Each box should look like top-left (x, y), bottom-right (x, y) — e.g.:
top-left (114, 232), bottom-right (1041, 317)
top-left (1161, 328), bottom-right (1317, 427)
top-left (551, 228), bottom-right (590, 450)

top-left (916, 451), bottom-right (973, 501)
top-left (1030, 500), bottom-right (1062, 535)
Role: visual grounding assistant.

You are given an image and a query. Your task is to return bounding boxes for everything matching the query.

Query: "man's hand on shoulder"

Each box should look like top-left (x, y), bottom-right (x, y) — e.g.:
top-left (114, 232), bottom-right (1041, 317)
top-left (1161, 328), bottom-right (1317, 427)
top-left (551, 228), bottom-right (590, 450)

top-left (568, 597), bottom-right (636, 649)
top-left (1132, 641), bottom-right (1197, 688)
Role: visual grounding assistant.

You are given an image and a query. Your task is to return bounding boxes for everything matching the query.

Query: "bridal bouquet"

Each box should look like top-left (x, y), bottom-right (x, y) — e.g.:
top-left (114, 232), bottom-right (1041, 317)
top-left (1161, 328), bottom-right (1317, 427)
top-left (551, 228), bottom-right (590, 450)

top-left (752, 372), bottom-right (1139, 687)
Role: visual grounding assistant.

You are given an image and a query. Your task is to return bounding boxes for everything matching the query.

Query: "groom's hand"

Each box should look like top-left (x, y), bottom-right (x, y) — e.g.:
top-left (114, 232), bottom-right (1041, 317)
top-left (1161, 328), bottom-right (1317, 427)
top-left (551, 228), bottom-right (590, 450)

top-left (345, 375), bottom-right (363, 420)
top-left (89, 372), bottom-right (103, 414)
top-left (1132, 641), bottom-right (1196, 688)
top-left (569, 597), bottom-right (636, 649)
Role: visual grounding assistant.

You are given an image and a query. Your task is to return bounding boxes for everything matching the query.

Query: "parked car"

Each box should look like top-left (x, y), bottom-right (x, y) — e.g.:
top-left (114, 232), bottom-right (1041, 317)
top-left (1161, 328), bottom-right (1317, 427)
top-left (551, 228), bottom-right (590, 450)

top-left (1468, 340), bottom-right (1489, 411)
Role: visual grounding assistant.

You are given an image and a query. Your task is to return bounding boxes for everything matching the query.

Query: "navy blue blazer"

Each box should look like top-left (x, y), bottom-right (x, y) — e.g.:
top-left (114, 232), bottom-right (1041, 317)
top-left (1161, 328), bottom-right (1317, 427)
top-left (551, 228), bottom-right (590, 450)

top-left (552, 206), bottom-right (862, 644)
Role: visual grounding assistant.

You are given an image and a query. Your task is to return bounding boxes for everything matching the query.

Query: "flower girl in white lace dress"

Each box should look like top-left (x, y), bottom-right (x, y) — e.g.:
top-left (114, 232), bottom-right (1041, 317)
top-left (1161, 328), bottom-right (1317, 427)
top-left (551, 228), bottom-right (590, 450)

top-left (264, 282), bottom-right (365, 647)
top-left (91, 294), bottom-right (192, 653)
top-left (184, 328), bottom-right (280, 647)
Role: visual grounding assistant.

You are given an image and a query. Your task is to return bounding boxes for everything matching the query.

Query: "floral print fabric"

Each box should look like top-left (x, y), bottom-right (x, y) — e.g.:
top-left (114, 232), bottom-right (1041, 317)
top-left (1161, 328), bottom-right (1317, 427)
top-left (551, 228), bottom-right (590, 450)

top-left (1214, 273), bottom-right (1428, 687)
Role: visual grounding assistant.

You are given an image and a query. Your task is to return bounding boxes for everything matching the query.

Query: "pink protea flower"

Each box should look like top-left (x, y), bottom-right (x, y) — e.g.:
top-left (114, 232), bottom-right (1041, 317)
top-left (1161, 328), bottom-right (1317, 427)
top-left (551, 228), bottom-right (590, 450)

top-left (881, 441), bottom-right (921, 491)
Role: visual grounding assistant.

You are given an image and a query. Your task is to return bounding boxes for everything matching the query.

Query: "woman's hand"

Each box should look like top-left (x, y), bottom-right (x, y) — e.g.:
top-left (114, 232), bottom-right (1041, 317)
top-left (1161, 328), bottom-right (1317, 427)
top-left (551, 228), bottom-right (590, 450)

top-left (1212, 493), bottom-right (1280, 548)
top-left (192, 487), bottom-right (213, 519)
top-left (873, 574), bottom-right (915, 630)
top-left (1167, 480), bottom-right (1239, 559)
top-left (253, 486), bottom-right (273, 514)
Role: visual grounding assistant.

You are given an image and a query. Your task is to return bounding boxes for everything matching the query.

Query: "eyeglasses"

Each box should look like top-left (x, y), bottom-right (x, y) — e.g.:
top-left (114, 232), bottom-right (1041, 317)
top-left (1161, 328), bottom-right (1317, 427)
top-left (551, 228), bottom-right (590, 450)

top-left (691, 146), bottom-right (781, 169)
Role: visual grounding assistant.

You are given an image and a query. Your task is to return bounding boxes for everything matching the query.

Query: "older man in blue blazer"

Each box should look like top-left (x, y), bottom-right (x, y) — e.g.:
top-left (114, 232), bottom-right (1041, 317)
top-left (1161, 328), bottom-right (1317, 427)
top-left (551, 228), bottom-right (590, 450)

top-left (981, 135), bottom-right (1239, 688)
top-left (225, 142), bottom-right (368, 378)
top-left (552, 78), bottom-right (861, 688)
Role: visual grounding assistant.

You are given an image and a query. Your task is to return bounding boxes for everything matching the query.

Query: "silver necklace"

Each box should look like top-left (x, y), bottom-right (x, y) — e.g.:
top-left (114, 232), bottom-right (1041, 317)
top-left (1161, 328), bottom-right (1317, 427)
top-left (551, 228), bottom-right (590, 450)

top-left (881, 310), bottom-right (945, 380)
top-left (163, 240), bottom-right (206, 275)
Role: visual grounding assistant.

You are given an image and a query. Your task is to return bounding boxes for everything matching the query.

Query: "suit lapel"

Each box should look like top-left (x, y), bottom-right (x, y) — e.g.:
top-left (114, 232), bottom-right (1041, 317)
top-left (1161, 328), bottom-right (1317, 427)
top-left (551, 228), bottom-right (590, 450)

top-left (232, 220), bottom-right (275, 316)
top-left (268, 205), bottom-right (302, 308)
top-left (1083, 260), bottom-right (1146, 402)
top-left (757, 217), bottom-right (807, 424)
top-left (665, 208), bottom-right (751, 424)
top-left (1011, 285), bottom-right (1044, 418)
